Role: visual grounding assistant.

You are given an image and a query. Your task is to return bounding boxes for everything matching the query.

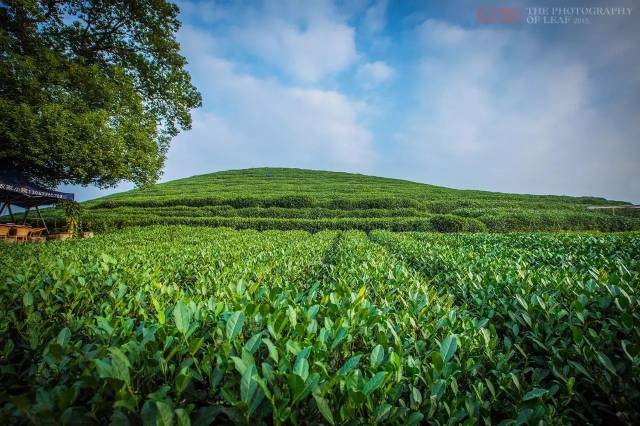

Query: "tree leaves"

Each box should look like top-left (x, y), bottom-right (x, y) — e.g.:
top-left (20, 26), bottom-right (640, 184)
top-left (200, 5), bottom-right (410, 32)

top-left (244, 333), bottom-right (262, 354)
top-left (596, 351), bottom-right (617, 375)
top-left (293, 346), bottom-right (312, 382)
top-left (141, 400), bottom-right (174, 426)
top-left (1, 0), bottom-right (202, 187)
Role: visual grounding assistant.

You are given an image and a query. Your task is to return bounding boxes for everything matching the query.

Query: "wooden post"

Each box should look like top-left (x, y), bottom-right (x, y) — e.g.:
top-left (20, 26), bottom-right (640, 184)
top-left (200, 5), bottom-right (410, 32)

top-left (21, 207), bottom-right (31, 225)
top-left (35, 206), bottom-right (48, 233)
top-left (7, 202), bottom-right (15, 222)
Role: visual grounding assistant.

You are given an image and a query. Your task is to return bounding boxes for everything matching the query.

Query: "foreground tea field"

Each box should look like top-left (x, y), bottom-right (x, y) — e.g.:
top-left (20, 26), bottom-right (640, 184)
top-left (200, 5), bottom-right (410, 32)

top-left (1, 227), bottom-right (639, 424)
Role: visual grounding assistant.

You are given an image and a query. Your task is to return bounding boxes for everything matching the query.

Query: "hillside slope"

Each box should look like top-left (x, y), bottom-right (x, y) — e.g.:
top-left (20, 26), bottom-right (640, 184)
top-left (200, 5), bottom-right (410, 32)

top-left (59, 168), bottom-right (640, 232)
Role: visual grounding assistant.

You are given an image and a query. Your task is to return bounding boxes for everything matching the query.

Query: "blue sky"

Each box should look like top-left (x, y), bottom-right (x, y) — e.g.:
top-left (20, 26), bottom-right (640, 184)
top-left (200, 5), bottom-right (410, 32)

top-left (66, 0), bottom-right (640, 202)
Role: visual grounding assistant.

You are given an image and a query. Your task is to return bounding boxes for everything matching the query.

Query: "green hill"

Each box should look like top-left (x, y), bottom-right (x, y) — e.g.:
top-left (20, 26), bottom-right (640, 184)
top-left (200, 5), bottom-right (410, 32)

top-left (52, 168), bottom-right (640, 232)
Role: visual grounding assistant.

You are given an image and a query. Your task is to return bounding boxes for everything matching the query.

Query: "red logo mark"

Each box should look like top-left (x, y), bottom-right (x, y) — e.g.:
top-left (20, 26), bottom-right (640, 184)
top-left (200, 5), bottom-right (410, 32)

top-left (476, 6), bottom-right (521, 24)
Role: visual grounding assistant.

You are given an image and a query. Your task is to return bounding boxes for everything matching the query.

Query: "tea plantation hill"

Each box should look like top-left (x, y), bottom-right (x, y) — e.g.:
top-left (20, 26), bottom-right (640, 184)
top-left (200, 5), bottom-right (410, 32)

top-left (56, 168), bottom-right (640, 232)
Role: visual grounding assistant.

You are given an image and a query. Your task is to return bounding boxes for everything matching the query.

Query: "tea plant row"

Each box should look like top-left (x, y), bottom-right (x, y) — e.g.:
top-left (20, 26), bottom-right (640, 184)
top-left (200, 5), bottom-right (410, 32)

top-left (1, 226), bottom-right (638, 424)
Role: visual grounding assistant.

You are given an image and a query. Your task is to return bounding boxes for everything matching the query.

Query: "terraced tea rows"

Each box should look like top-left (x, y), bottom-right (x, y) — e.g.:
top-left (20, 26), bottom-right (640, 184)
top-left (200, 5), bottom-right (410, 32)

top-left (36, 168), bottom-right (640, 232)
top-left (1, 227), bottom-right (639, 424)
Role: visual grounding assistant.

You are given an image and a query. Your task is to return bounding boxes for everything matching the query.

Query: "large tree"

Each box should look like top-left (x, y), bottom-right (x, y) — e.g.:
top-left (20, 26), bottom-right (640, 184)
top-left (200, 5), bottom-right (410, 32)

top-left (0, 0), bottom-right (201, 188)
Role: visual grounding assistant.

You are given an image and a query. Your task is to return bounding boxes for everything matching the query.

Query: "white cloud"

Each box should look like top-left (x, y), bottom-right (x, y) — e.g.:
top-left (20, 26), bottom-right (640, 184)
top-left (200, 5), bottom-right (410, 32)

top-left (363, 0), bottom-right (389, 33)
top-left (418, 18), bottom-right (469, 44)
top-left (356, 61), bottom-right (394, 87)
top-left (178, 0), bottom-right (360, 83)
top-left (182, 0), bottom-right (359, 83)
top-left (177, 0), bottom-right (231, 23)
top-left (389, 20), bottom-right (640, 202)
top-left (69, 2), bottom-right (640, 205)
top-left (163, 26), bottom-right (374, 180)
top-left (233, 18), bottom-right (357, 82)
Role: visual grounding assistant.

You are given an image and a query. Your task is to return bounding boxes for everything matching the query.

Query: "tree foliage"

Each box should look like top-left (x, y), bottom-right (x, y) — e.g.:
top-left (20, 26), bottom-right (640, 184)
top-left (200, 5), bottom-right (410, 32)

top-left (0, 0), bottom-right (201, 187)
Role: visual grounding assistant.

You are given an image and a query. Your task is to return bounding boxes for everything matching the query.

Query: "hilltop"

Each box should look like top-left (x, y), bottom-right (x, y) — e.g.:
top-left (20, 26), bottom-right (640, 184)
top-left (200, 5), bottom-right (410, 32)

top-left (59, 168), bottom-right (640, 232)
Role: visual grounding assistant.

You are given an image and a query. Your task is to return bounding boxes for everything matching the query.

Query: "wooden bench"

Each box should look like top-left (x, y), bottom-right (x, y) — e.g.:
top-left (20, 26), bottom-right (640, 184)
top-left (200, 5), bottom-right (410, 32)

top-left (12, 226), bottom-right (32, 243)
top-left (28, 227), bottom-right (47, 242)
top-left (0, 224), bottom-right (11, 240)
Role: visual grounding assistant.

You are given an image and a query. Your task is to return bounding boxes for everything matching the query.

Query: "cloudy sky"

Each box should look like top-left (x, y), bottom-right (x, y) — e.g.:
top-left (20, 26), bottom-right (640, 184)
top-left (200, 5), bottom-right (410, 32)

top-left (67, 0), bottom-right (640, 202)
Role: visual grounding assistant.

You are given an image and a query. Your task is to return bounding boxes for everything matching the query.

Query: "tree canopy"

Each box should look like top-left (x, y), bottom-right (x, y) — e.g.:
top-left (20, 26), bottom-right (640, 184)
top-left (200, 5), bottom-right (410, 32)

top-left (0, 0), bottom-right (202, 188)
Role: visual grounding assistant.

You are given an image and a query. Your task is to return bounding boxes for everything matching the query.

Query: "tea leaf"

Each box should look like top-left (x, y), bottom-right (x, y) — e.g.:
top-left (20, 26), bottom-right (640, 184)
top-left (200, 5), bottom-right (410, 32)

top-left (440, 335), bottom-right (458, 363)
top-left (173, 301), bottom-right (191, 335)
top-left (522, 388), bottom-right (548, 401)
top-left (226, 311), bottom-right (245, 340)
top-left (370, 345), bottom-right (384, 369)
top-left (338, 354), bottom-right (362, 375)
top-left (331, 327), bottom-right (348, 349)
top-left (362, 372), bottom-right (386, 396)
top-left (313, 394), bottom-right (334, 425)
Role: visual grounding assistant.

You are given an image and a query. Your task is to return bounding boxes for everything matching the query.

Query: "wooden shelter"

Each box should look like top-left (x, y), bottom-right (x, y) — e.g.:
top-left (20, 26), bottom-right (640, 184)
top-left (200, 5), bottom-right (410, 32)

top-left (0, 172), bottom-right (74, 233)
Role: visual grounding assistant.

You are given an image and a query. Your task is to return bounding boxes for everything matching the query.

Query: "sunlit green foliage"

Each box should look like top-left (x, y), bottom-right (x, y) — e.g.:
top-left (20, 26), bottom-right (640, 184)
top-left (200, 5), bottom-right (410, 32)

top-left (0, 0), bottom-right (201, 187)
top-left (1, 227), bottom-right (638, 424)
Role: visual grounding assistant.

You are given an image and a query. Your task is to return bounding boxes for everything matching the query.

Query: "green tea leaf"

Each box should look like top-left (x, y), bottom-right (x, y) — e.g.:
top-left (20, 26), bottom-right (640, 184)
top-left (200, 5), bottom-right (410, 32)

top-left (293, 357), bottom-right (309, 382)
top-left (231, 356), bottom-right (247, 375)
top-left (109, 347), bottom-right (131, 385)
top-left (331, 327), bottom-right (348, 349)
top-left (176, 371), bottom-right (191, 395)
top-left (362, 372), bottom-right (386, 396)
top-left (375, 403), bottom-right (392, 423)
top-left (173, 301), bottom-right (191, 334)
top-left (338, 354), bottom-right (362, 375)
top-left (313, 394), bottom-right (335, 425)
top-left (522, 388), bottom-right (548, 401)
top-left (226, 311), bottom-right (245, 340)
top-left (141, 400), bottom-right (156, 426)
top-left (263, 338), bottom-right (279, 363)
top-left (175, 408), bottom-right (191, 426)
top-left (94, 359), bottom-right (112, 379)
top-left (56, 327), bottom-right (71, 347)
top-left (155, 401), bottom-right (174, 426)
top-left (370, 344), bottom-right (384, 369)
top-left (306, 304), bottom-right (320, 320)
top-left (193, 406), bottom-right (223, 426)
top-left (22, 292), bottom-right (33, 307)
top-left (407, 412), bottom-right (424, 426)
top-left (596, 351), bottom-right (617, 374)
top-left (440, 335), bottom-right (458, 363)
top-left (244, 333), bottom-right (262, 354)
top-left (241, 365), bottom-right (258, 405)
top-left (411, 386), bottom-right (422, 406)
top-left (431, 379), bottom-right (446, 398)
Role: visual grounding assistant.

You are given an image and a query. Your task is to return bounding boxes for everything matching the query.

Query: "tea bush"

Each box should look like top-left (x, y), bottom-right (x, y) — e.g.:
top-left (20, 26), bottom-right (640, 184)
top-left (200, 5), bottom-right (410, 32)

top-left (31, 168), bottom-right (640, 233)
top-left (1, 227), bottom-right (639, 424)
